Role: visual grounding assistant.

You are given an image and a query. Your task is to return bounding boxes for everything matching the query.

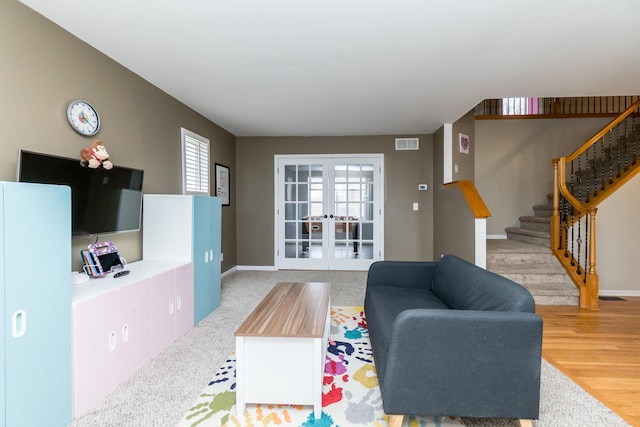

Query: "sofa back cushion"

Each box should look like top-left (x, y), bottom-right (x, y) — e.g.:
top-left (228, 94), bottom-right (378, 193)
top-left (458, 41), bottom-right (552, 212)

top-left (431, 254), bottom-right (535, 312)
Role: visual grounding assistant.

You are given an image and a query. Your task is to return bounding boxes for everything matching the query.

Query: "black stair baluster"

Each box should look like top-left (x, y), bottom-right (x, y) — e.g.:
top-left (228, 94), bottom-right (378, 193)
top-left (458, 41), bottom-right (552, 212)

top-left (585, 147), bottom-right (591, 203)
top-left (583, 213), bottom-right (589, 283)
top-left (609, 129), bottom-right (614, 184)
top-left (600, 136), bottom-right (606, 191)
top-left (624, 118), bottom-right (629, 172)
top-left (632, 117), bottom-right (638, 166)
top-left (576, 210), bottom-right (582, 276)
top-left (570, 210), bottom-right (576, 267)
top-left (616, 124), bottom-right (622, 179)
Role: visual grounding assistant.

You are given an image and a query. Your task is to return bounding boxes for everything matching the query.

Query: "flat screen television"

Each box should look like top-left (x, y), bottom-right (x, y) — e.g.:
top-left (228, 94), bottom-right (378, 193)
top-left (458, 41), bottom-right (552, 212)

top-left (17, 149), bottom-right (144, 237)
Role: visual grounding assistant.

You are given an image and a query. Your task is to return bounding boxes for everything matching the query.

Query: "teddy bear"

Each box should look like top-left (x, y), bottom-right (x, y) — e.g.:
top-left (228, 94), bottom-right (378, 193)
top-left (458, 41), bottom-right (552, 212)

top-left (80, 140), bottom-right (113, 170)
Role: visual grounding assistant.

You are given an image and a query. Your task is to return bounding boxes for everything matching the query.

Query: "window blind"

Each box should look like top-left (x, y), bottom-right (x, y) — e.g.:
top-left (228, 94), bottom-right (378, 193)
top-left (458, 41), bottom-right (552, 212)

top-left (181, 128), bottom-right (210, 195)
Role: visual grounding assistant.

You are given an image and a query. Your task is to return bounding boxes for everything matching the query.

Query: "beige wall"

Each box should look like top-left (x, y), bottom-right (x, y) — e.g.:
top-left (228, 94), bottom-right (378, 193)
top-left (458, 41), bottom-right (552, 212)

top-left (1, 1), bottom-right (237, 272)
top-left (432, 110), bottom-right (477, 263)
top-left (476, 116), bottom-right (639, 294)
top-left (595, 172), bottom-right (640, 294)
top-left (475, 117), bottom-right (610, 236)
top-left (451, 110), bottom-right (476, 181)
top-left (236, 135), bottom-right (434, 266)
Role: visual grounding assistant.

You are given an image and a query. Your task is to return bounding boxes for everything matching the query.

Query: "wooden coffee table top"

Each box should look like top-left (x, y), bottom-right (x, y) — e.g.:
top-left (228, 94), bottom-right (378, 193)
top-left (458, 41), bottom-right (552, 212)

top-left (234, 282), bottom-right (331, 338)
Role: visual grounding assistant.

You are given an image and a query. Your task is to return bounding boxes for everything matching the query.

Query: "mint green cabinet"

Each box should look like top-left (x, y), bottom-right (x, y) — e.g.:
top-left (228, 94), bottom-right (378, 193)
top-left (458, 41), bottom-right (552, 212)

top-left (0, 182), bottom-right (72, 427)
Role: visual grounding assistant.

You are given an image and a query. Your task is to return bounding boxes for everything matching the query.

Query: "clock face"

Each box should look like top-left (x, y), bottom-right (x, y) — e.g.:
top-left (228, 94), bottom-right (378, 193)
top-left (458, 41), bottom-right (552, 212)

top-left (67, 100), bottom-right (100, 136)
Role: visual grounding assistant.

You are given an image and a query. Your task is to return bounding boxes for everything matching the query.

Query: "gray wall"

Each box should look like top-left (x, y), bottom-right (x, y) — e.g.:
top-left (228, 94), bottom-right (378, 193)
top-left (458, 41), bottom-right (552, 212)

top-left (475, 117), bottom-right (610, 236)
top-left (1, 1), bottom-right (237, 272)
top-left (432, 110), bottom-right (477, 263)
top-left (235, 135), bottom-right (434, 266)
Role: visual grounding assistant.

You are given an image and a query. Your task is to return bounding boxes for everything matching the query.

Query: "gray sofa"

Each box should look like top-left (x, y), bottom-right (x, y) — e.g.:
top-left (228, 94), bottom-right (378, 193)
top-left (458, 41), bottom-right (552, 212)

top-left (364, 255), bottom-right (542, 426)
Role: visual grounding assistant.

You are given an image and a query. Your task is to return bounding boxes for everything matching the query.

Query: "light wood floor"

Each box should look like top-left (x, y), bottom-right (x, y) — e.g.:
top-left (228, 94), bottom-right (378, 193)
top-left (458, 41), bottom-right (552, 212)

top-left (536, 297), bottom-right (640, 427)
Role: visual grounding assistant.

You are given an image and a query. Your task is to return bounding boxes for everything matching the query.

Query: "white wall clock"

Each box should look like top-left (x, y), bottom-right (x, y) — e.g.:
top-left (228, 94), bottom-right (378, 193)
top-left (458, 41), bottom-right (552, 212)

top-left (66, 100), bottom-right (100, 136)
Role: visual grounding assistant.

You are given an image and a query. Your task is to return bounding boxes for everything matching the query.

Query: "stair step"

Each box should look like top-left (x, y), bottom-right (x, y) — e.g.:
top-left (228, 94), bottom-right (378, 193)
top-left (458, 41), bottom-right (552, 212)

top-left (532, 204), bottom-right (553, 218)
top-left (486, 239), bottom-right (579, 307)
top-left (532, 294), bottom-right (579, 306)
top-left (489, 263), bottom-right (567, 285)
top-left (505, 227), bottom-right (550, 247)
top-left (486, 238), bottom-right (551, 259)
top-left (519, 215), bottom-right (550, 232)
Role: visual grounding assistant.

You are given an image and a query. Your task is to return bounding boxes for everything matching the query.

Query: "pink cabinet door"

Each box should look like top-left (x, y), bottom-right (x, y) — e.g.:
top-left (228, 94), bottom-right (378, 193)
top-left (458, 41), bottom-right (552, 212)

top-left (150, 270), bottom-right (176, 355)
top-left (119, 278), bottom-right (153, 379)
top-left (72, 290), bottom-right (121, 419)
top-left (175, 263), bottom-right (194, 339)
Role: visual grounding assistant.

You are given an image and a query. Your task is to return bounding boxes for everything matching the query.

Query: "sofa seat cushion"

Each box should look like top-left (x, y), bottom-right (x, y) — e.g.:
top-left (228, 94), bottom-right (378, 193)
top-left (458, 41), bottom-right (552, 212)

top-left (365, 285), bottom-right (448, 383)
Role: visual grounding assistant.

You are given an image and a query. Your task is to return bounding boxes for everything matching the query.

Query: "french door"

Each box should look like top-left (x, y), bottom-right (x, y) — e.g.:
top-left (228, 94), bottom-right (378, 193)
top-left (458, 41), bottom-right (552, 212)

top-left (275, 154), bottom-right (384, 270)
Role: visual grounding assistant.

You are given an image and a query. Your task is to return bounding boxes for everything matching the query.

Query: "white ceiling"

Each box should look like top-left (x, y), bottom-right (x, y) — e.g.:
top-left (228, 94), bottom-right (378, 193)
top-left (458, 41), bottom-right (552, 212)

top-left (19, 0), bottom-right (640, 137)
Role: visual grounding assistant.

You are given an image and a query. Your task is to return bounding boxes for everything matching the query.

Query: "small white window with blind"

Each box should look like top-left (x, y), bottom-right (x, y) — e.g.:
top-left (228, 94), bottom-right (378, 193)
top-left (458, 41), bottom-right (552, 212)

top-left (181, 128), bottom-right (210, 195)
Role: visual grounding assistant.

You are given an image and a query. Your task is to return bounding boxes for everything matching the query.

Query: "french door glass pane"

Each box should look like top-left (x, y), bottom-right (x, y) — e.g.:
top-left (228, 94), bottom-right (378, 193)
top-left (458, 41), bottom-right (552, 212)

top-left (332, 163), bottom-right (374, 260)
top-left (284, 163), bottom-right (324, 259)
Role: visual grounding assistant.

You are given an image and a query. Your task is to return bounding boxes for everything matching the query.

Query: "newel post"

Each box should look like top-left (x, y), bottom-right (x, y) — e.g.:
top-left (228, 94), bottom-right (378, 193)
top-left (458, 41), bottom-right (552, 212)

top-left (584, 207), bottom-right (599, 310)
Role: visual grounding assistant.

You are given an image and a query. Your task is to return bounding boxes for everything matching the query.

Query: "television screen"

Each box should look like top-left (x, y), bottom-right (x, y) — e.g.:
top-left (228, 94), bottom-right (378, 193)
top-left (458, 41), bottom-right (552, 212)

top-left (17, 149), bottom-right (144, 237)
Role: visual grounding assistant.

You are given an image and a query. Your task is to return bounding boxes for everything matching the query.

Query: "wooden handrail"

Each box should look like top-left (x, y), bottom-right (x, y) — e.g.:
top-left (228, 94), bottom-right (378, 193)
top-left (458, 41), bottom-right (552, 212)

top-left (444, 180), bottom-right (491, 218)
top-left (550, 100), bottom-right (640, 310)
top-left (565, 99), bottom-right (640, 163)
top-left (555, 98), bottom-right (640, 212)
top-left (556, 159), bottom-right (587, 213)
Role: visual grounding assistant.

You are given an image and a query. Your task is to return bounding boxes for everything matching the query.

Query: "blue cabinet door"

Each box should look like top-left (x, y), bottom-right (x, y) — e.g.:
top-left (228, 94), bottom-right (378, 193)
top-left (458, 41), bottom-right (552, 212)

top-left (192, 196), bottom-right (222, 324)
top-left (2, 182), bottom-right (72, 427)
top-left (193, 196), bottom-right (212, 324)
top-left (210, 197), bottom-right (222, 310)
top-left (0, 184), bottom-right (5, 422)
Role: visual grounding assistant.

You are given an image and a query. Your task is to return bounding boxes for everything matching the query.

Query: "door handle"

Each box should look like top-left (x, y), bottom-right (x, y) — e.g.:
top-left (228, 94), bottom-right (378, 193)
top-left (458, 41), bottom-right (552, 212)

top-left (12, 310), bottom-right (27, 338)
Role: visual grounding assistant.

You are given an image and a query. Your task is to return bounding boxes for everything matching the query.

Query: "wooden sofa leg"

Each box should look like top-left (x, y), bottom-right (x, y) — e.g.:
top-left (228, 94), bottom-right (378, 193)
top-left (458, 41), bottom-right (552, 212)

top-left (518, 420), bottom-right (533, 427)
top-left (389, 415), bottom-right (404, 427)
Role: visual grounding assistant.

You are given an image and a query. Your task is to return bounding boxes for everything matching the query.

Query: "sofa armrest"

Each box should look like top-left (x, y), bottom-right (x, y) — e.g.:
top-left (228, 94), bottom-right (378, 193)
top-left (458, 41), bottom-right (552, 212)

top-left (366, 261), bottom-right (438, 290)
top-left (379, 309), bottom-right (542, 419)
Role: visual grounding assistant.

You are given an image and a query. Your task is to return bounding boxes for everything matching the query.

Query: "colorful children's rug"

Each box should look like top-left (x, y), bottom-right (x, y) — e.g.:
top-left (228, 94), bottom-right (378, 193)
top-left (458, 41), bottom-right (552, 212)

top-left (177, 306), bottom-right (462, 427)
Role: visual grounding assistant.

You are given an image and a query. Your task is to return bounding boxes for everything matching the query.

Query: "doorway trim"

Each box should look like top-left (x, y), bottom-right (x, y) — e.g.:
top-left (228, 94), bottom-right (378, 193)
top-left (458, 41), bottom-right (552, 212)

top-left (273, 153), bottom-right (385, 271)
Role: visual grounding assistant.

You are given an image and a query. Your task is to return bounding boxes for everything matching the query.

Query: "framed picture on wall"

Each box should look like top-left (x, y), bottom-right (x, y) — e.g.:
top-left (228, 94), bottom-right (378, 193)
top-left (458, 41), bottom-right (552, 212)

top-left (459, 133), bottom-right (470, 154)
top-left (215, 163), bottom-right (230, 206)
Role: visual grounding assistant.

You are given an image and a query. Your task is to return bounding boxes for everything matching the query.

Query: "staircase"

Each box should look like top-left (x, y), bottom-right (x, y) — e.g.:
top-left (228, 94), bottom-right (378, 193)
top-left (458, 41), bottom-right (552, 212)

top-left (486, 194), bottom-right (580, 306)
top-left (486, 100), bottom-right (640, 308)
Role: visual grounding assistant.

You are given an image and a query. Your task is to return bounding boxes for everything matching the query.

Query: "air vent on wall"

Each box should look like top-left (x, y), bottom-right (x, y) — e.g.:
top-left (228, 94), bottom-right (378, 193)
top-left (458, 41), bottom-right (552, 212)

top-left (395, 138), bottom-right (419, 151)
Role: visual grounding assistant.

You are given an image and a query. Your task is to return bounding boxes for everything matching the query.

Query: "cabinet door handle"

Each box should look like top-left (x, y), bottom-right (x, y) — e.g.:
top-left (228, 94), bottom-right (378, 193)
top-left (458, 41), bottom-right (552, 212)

top-left (204, 251), bottom-right (209, 263)
top-left (209, 249), bottom-right (214, 260)
top-left (11, 309), bottom-right (27, 338)
top-left (122, 324), bottom-right (129, 343)
top-left (109, 331), bottom-right (117, 351)
top-left (176, 296), bottom-right (182, 310)
top-left (169, 299), bottom-right (175, 315)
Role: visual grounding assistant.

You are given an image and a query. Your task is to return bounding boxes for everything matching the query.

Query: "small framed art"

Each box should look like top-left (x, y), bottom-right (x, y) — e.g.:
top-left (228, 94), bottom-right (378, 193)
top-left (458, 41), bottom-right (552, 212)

top-left (215, 163), bottom-right (230, 206)
top-left (459, 133), bottom-right (470, 154)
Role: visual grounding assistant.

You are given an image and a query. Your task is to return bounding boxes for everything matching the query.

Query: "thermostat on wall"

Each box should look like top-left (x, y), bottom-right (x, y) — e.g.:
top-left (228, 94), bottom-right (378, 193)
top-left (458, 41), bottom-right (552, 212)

top-left (418, 184), bottom-right (428, 191)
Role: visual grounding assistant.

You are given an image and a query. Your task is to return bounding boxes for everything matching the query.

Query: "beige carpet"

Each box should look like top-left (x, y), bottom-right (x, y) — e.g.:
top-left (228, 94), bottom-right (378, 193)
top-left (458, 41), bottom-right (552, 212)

top-left (69, 270), bottom-right (629, 427)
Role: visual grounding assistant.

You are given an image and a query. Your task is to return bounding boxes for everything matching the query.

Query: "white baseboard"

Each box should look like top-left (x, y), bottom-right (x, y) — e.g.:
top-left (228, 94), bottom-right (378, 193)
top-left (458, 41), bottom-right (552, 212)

top-left (220, 266), bottom-right (238, 279)
top-left (599, 290), bottom-right (640, 297)
top-left (487, 234), bottom-right (507, 239)
top-left (235, 265), bottom-right (278, 272)
top-left (220, 265), bottom-right (277, 279)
